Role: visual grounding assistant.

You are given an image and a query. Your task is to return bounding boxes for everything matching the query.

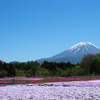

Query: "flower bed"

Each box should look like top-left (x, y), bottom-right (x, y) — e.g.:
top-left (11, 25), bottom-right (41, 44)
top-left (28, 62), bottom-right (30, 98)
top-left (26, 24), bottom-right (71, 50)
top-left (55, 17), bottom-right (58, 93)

top-left (0, 77), bottom-right (100, 86)
top-left (0, 81), bottom-right (100, 100)
top-left (30, 77), bottom-right (100, 83)
top-left (0, 77), bottom-right (100, 99)
top-left (0, 78), bottom-right (44, 85)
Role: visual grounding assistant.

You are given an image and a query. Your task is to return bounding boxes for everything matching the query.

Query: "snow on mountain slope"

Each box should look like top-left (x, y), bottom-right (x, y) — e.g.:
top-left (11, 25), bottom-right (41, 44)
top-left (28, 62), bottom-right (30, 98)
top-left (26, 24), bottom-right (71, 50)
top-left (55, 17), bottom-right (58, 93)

top-left (69, 42), bottom-right (99, 50)
top-left (67, 42), bottom-right (100, 55)
top-left (37, 42), bottom-right (100, 64)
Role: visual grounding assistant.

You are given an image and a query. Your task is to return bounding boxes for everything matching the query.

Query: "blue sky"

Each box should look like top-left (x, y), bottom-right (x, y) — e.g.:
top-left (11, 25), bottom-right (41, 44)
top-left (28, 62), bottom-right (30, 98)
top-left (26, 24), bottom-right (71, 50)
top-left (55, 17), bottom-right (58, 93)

top-left (0, 0), bottom-right (100, 62)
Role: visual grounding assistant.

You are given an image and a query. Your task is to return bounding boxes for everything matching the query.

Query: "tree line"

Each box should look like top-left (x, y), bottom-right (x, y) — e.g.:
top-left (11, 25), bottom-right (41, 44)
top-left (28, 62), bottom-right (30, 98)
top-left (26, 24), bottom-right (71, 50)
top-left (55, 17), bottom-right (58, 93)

top-left (0, 53), bottom-right (100, 78)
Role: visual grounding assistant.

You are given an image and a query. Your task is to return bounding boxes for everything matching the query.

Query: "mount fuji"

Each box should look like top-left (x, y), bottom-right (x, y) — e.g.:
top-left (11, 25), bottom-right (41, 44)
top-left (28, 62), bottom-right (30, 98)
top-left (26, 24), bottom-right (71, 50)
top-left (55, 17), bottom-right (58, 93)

top-left (37, 42), bottom-right (100, 64)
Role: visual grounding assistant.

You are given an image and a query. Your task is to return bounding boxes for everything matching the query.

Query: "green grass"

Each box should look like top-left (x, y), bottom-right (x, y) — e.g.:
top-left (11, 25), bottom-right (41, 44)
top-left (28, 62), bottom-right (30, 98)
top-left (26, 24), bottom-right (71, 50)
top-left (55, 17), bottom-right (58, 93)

top-left (69, 75), bottom-right (100, 78)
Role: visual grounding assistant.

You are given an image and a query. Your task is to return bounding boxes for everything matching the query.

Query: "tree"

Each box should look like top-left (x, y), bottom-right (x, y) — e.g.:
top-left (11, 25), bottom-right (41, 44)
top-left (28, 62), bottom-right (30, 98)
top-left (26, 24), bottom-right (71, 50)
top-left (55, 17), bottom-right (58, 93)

top-left (0, 61), bottom-right (3, 70)
top-left (0, 70), bottom-right (8, 78)
top-left (61, 68), bottom-right (73, 77)
top-left (80, 54), bottom-right (95, 75)
top-left (72, 66), bottom-right (83, 75)
top-left (26, 61), bottom-right (40, 77)
top-left (41, 61), bottom-right (57, 76)
top-left (16, 70), bottom-right (25, 77)
top-left (7, 63), bottom-right (16, 77)
top-left (92, 53), bottom-right (100, 75)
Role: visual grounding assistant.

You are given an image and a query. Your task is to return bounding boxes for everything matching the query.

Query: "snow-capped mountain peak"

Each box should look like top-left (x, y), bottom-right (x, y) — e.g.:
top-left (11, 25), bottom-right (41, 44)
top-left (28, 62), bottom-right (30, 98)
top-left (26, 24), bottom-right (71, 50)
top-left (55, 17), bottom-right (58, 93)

top-left (68, 42), bottom-right (100, 54)
top-left (69, 42), bottom-right (99, 50)
top-left (37, 42), bottom-right (100, 64)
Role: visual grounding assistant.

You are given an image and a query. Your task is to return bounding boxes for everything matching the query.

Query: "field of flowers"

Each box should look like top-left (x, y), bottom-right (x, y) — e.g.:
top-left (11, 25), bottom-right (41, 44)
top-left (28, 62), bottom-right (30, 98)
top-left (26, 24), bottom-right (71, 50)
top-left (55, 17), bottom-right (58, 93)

top-left (0, 77), bottom-right (100, 100)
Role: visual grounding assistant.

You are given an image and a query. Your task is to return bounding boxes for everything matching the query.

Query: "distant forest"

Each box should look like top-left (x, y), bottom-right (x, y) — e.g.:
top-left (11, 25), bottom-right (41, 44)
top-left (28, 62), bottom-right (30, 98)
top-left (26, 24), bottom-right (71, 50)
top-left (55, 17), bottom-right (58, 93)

top-left (0, 53), bottom-right (100, 78)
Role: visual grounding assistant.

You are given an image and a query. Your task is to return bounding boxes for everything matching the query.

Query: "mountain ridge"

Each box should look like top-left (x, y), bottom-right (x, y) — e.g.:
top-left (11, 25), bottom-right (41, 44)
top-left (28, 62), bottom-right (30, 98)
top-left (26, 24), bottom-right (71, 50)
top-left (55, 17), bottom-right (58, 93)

top-left (37, 42), bottom-right (100, 64)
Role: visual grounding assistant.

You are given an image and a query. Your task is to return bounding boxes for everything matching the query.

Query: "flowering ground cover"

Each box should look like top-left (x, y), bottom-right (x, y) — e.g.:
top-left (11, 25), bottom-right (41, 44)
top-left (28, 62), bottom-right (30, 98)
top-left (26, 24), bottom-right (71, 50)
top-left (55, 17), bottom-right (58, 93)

top-left (0, 77), bottom-right (100, 86)
top-left (0, 80), bottom-right (100, 100)
top-left (0, 77), bottom-right (100, 100)
top-left (0, 78), bottom-right (44, 86)
top-left (39, 80), bottom-right (100, 87)
top-left (0, 77), bottom-right (100, 99)
top-left (31, 77), bottom-right (100, 83)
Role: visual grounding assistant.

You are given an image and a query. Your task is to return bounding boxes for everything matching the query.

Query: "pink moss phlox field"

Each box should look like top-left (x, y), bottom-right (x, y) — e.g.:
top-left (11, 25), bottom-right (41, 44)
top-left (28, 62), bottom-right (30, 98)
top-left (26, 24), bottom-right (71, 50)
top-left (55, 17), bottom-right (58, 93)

top-left (0, 78), bottom-right (14, 80)
top-left (0, 85), bottom-right (7, 87)
top-left (0, 77), bottom-right (100, 85)
top-left (0, 78), bottom-right (44, 81)
top-left (59, 77), bottom-right (94, 81)
top-left (39, 77), bottom-right (100, 83)
top-left (58, 77), bottom-right (100, 81)
top-left (92, 78), bottom-right (100, 80)
top-left (15, 78), bottom-right (44, 80)
top-left (0, 78), bottom-right (44, 85)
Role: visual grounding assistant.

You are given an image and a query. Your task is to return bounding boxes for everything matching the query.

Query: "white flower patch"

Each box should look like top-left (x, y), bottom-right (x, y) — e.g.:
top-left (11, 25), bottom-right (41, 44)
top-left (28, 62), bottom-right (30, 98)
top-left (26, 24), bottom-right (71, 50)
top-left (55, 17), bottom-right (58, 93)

top-left (0, 81), bottom-right (100, 100)
top-left (40, 80), bottom-right (100, 87)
